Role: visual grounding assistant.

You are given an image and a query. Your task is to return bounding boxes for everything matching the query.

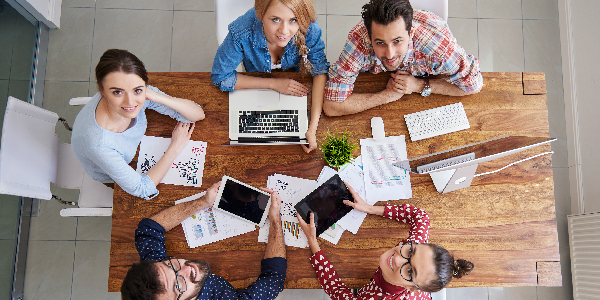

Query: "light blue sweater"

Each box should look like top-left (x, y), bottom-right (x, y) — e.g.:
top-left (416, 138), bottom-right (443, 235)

top-left (71, 86), bottom-right (193, 200)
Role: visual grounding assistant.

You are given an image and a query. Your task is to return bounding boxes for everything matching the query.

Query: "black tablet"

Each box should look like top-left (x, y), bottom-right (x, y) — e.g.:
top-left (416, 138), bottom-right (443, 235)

top-left (214, 175), bottom-right (271, 227)
top-left (294, 174), bottom-right (355, 237)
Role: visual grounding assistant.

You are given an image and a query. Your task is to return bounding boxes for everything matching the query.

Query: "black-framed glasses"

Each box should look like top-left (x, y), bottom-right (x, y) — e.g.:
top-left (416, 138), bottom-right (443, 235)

top-left (399, 241), bottom-right (420, 290)
top-left (161, 257), bottom-right (187, 300)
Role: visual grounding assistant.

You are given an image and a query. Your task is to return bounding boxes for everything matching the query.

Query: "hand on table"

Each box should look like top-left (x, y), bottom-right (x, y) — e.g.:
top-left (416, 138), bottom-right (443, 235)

top-left (301, 130), bottom-right (318, 153)
top-left (390, 71), bottom-right (425, 94)
top-left (169, 121), bottom-right (195, 152)
top-left (260, 187), bottom-right (282, 221)
top-left (272, 78), bottom-right (309, 97)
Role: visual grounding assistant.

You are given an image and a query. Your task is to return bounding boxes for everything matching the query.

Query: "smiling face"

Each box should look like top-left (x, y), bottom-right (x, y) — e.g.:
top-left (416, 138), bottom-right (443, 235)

top-left (370, 16), bottom-right (411, 71)
top-left (261, 0), bottom-right (300, 49)
top-left (155, 258), bottom-right (210, 300)
top-left (98, 71), bottom-right (147, 120)
top-left (378, 242), bottom-right (437, 292)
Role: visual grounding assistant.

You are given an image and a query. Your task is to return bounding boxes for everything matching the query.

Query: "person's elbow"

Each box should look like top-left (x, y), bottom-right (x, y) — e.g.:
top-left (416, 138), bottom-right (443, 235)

top-left (462, 83), bottom-right (483, 95)
top-left (323, 99), bottom-right (344, 117)
top-left (198, 111), bottom-right (206, 121)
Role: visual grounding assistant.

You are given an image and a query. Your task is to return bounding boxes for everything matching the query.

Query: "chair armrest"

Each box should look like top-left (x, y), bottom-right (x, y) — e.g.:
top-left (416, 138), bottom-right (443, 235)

top-left (69, 97), bottom-right (93, 106)
top-left (60, 207), bottom-right (112, 217)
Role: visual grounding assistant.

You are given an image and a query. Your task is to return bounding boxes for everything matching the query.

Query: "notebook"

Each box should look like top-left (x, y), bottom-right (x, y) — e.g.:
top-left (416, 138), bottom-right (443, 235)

top-left (227, 89), bottom-right (309, 145)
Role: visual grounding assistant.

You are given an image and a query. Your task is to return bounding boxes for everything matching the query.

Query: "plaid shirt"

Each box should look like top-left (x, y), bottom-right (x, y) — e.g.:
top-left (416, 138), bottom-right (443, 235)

top-left (325, 10), bottom-right (483, 102)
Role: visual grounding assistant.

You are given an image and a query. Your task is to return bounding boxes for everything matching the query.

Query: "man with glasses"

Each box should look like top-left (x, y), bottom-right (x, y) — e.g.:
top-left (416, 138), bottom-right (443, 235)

top-left (120, 181), bottom-right (287, 300)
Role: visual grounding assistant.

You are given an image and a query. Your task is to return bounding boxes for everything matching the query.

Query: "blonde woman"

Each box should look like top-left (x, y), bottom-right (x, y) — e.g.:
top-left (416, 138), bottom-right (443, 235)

top-left (211, 0), bottom-right (329, 153)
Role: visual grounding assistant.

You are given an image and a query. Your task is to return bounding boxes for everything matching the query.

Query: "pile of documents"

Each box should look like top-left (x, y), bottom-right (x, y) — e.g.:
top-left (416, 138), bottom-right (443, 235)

top-left (178, 135), bottom-right (411, 248)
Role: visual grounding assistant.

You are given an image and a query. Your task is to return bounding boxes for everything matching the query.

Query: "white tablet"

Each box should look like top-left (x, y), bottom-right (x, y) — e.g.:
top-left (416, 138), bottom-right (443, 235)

top-left (213, 175), bottom-right (271, 227)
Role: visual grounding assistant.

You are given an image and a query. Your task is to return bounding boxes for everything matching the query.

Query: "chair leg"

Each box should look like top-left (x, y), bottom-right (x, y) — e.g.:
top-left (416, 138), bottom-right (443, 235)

top-left (52, 194), bottom-right (77, 206)
top-left (58, 117), bottom-right (73, 131)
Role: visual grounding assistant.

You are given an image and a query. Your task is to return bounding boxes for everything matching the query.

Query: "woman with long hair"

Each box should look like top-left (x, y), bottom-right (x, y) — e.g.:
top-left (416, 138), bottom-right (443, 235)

top-left (211, 0), bottom-right (329, 153)
top-left (72, 49), bottom-right (205, 200)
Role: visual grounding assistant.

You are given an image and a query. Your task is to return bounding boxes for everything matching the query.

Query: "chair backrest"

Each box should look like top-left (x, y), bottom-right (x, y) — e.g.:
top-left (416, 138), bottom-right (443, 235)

top-left (215, 0), bottom-right (255, 45)
top-left (0, 97), bottom-right (85, 200)
top-left (410, 0), bottom-right (448, 22)
top-left (0, 97), bottom-right (61, 199)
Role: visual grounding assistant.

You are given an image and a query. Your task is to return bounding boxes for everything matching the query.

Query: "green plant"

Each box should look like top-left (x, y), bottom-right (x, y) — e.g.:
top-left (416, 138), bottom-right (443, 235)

top-left (318, 127), bottom-right (357, 169)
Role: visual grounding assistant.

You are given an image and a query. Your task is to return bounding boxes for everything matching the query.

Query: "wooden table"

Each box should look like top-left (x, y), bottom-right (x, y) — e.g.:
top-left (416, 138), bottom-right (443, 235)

top-left (108, 72), bottom-right (561, 291)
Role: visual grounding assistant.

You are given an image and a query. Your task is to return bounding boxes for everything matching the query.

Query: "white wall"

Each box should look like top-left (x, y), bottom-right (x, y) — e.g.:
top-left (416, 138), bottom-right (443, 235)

top-left (559, 0), bottom-right (600, 214)
top-left (12, 0), bottom-right (61, 28)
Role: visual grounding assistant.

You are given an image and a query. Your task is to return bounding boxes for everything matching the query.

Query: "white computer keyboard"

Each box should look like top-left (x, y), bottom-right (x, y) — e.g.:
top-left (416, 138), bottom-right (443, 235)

top-left (404, 102), bottom-right (470, 141)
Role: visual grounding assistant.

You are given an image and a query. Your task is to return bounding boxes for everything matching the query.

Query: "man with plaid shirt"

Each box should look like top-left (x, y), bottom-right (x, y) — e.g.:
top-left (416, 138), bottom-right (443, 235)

top-left (323, 0), bottom-right (483, 116)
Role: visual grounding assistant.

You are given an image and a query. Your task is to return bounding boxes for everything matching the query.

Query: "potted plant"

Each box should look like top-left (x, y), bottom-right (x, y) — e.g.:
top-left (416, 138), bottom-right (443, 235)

top-left (318, 128), bottom-right (358, 169)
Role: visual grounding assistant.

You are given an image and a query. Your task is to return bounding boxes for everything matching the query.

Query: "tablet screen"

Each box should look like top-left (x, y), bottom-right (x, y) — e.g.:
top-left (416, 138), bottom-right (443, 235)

top-left (295, 174), bottom-right (355, 237)
top-left (217, 179), bottom-right (270, 224)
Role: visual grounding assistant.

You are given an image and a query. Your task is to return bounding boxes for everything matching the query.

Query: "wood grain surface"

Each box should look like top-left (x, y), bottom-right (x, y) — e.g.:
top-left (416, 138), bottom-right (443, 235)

top-left (108, 72), bottom-right (560, 292)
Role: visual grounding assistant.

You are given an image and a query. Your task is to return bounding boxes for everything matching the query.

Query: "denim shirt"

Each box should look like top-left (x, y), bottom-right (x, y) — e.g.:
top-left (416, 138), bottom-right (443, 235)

top-left (211, 7), bottom-right (329, 91)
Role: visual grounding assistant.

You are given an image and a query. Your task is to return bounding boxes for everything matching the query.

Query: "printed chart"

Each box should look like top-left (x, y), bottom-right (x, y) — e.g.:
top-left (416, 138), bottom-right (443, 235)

top-left (136, 135), bottom-right (207, 187)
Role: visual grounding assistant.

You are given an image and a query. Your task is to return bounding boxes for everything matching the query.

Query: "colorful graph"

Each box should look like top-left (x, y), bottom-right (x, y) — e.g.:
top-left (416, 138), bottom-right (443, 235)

top-left (203, 208), bottom-right (218, 236)
top-left (283, 221), bottom-right (300, 239)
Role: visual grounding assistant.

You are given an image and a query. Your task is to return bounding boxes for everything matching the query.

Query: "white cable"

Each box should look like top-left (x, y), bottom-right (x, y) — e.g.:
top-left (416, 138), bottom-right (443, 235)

top-left (474, 151), bottom-right (554, 178)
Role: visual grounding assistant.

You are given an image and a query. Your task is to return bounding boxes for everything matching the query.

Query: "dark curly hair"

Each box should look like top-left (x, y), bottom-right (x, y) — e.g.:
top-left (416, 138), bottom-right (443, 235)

top-left (120, 261), bottom-right (164, 300)
top-left (361, 0), bottom-right (413, 39)
top-left (419, 244), bottom-right (474, 293)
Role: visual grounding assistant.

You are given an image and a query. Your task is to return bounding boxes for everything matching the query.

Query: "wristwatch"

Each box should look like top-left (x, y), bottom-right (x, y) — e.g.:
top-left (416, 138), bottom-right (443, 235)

top-left (420, 78), bottom-right (432, 97)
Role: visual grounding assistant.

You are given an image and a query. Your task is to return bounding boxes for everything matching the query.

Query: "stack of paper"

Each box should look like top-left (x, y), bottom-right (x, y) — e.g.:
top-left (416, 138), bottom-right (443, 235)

top-left (177, 192), bottom-right (256, 248)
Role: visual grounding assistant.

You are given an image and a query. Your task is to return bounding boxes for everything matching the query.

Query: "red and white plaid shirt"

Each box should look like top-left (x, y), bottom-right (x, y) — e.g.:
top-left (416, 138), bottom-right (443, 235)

top-left (325, 10), bottom-right (483, 102)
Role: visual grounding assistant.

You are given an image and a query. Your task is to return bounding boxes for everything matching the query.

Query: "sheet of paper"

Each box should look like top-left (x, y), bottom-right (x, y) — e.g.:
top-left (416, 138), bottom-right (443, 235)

top-left (137, 135), bottom-right (207, 187)
top-left (335, 157), bottom-right (370, 234)
top-left (180, 206), bottom-right (256, 248)
top-left (320, 223), bottom-right (345, 244)
top-left (361, 136), bottom-right (412, 202)
top-left (258, 174), bottom-right (317, 248)
top-left (258, 216), bottom-right (309, 248)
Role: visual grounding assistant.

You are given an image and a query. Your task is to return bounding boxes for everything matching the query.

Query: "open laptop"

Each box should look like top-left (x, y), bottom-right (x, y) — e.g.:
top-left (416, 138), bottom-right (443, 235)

top-left (227, 89), bottom-right (309, 145)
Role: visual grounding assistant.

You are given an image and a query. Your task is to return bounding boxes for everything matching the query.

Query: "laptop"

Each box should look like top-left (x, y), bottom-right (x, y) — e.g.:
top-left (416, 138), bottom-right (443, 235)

top-left (227, 89), bottom-right (309, 145)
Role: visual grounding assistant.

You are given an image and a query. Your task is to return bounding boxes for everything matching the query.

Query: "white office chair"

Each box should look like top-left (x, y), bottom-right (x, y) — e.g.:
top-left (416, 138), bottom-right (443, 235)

top-left (0, 96), bottom-right (113, 217)
top-left (410, 0), bottom-right (448, 22)
top-left (215, 0), bottom-right (254, 72)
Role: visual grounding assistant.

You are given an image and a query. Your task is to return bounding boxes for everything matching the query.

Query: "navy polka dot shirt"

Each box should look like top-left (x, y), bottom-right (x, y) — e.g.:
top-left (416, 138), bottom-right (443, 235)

top-left (135, 218), bottom-right (287, 300)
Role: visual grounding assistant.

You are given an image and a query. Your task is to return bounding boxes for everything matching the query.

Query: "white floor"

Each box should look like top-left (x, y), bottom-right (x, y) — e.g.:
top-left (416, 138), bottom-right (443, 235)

top-left (17, 0), bottom-right (572, 299)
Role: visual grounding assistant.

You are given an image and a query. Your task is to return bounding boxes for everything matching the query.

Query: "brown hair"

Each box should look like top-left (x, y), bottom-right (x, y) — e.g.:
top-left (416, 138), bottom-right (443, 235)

top-left (420, 244), bottom-right (474, 293)
top-left (95, 49), bottom-right (148, 90)
top-left (361, 0), bottom-right (413, 39)
top-left (255, 0), bottom-right (315, 76)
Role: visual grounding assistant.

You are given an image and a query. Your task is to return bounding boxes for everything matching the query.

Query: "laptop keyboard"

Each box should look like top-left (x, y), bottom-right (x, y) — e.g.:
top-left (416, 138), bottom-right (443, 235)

top-left (239, 110), bottom-right (299, 133)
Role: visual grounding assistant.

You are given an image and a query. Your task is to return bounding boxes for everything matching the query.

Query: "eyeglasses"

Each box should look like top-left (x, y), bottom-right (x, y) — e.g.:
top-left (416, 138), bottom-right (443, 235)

top-left (399, 241), bottom-right (420, 290)
top-left (161, 257), bottom-right (187, 300)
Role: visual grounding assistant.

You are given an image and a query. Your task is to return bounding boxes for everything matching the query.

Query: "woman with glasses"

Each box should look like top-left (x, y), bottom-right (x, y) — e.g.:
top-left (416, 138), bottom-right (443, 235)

top-left (297, 183), bottom-right (474, 299)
